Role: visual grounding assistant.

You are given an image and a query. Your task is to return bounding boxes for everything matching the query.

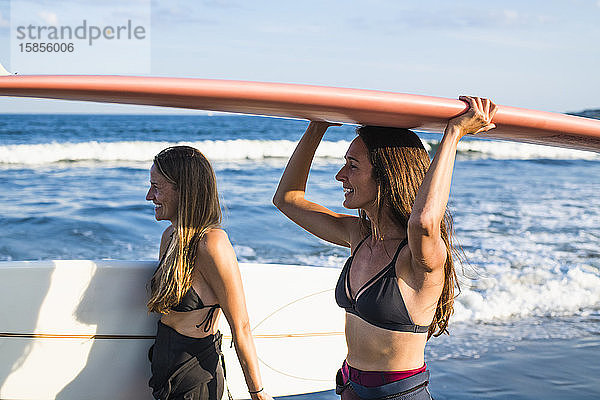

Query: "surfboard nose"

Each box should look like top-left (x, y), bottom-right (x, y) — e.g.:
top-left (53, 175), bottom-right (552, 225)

top-left (0, 62), bottom-right (11, 76)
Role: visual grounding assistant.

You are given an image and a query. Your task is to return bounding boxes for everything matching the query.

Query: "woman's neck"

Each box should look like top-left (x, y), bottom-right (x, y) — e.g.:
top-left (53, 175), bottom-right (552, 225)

top-left (364, 208), bottom-right (405, 241)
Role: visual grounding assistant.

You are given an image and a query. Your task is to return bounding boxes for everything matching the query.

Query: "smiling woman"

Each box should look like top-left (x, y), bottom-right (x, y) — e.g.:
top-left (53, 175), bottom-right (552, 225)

top-left (334, 138), bottom-right (378, 211)
top-left (146, 163), bottom-right (179, 223)
top-left (145, 146), bottom-right (273, 400)
top-left (273, 97), bottom-right (498, 399)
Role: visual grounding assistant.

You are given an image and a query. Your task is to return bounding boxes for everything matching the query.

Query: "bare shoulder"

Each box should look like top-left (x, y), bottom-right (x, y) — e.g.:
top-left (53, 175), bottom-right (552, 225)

top-left (197, 228), bottom-right (234, 257)
top-left (161, 224), bottom-right (175, 241)
top-left (195, 229), bottom-right (239, 284)
top-left (159, 224), bottom-right (175, 257)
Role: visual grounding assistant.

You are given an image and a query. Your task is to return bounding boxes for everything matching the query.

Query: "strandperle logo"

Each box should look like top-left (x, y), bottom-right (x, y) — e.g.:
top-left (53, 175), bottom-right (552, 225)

top-left (15, 19), bottom-right (147, 46)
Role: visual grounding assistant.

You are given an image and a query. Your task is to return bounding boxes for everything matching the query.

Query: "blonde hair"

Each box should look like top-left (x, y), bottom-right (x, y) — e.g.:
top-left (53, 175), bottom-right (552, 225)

top-left (356, 126), bottom-right (459, 338)
top-left (147, 146), bottom-right (221, 314)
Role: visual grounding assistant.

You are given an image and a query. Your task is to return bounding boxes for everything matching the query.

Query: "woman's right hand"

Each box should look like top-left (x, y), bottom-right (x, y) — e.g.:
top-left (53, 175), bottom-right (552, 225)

top-left (446, 96), bottom-right (498, 139)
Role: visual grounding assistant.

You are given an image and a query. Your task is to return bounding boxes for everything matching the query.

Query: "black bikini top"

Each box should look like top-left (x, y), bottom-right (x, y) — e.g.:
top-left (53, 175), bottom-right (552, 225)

top-left (335, 236), bottom-right (430, 333)
top-left (171, 286), bottom-right (220, 332)
top-left (157, 235), bottom-right (220, 332)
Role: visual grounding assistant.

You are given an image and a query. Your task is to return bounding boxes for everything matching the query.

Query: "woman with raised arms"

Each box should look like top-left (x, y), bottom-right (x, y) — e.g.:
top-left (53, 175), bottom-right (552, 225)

top-left (146, 146), bottom-right (272, 400)
top-left (273, 97), bottom-right (497, 399)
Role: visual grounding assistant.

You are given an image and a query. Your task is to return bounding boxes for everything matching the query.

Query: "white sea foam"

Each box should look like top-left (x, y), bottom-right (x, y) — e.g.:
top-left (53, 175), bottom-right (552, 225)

top-left (1, 138), bottom-right (597, 165)
top-left (451, 139), bottom-right (599, 160)
top-left (453, 265), bottom-right (600, 323)
top-left (233, 245), bottom-right (256, 257)
top-left (0, 140), bottom-right (350, 164)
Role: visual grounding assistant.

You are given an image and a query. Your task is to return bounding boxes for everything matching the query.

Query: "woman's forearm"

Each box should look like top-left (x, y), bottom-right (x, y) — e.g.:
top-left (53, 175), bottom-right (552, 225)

top-left (232, 324), bottom-right (263, 393)
top-left (273, 122), bottom-right (328, 207)
top-left (410, 96), bottom-right (497, 234)
top-left (409, 127), bottom-right (461, 232)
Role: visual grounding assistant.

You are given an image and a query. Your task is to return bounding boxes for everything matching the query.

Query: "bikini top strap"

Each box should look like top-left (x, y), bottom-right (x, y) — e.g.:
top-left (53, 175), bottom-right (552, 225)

top-left (391, 237), bottom-right (409, 264)
top-left (344, 235), bottom-right (371, 300)
top-left (352, 235), bottom-right (371, 256)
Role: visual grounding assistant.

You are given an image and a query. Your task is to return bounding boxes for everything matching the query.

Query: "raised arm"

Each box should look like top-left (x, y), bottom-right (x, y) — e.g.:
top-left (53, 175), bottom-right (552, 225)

top-left (408, 96), bottom-right (497, 271)
top-left (273, 121), bottom-right (356, 247)
top-left (197, 230), bottom-right (272, 400)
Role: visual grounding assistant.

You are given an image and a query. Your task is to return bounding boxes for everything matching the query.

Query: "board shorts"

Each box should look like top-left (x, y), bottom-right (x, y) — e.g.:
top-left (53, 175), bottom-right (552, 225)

top-left (149, 321), bottom-right (225, 400)
top-left (336, 361), bottom-right (433, 400)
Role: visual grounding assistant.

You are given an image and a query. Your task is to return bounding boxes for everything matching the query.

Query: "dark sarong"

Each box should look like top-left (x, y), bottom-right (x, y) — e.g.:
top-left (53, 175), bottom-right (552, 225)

top-left (336, 364), bottom-right (433, 400)
top-left (149, 321), bottom-right (225, 400)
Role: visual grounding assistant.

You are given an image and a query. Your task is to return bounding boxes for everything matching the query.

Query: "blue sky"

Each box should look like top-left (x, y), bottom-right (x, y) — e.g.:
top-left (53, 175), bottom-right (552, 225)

top-left (0, 0), bottom-right (599, 114)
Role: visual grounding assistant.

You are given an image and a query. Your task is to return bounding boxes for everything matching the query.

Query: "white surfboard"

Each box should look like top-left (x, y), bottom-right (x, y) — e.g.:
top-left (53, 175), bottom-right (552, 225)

top-left (0, 260), bottom-right (346, 399)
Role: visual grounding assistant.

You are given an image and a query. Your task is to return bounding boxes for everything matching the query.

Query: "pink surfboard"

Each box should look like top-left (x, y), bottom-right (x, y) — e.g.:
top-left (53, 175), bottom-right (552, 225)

top-left (1, 75), bottom-right (599, 152)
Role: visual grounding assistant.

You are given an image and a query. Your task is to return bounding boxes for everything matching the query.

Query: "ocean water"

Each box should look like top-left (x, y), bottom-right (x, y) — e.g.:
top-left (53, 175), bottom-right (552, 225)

top-left (1, 114), bottom-right (600, 398)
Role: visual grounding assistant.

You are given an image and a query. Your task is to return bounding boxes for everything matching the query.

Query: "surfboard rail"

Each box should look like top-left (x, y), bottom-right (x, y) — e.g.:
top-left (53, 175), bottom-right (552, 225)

top-left (1, 75), bottom-right (599, 152)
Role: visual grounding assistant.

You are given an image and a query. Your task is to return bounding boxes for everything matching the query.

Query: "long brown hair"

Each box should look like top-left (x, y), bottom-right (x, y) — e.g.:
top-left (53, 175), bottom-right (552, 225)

top-left (147, 146), bottom-right (222, 314)
top-left (356, 126), bottom-right (459, 338)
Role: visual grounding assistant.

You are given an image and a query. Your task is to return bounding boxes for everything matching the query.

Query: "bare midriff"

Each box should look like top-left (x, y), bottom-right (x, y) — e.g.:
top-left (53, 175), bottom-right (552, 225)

top-left (160, 308), bottom-right (222, 339)
top-left (344, 313), bottom-right (427, 371)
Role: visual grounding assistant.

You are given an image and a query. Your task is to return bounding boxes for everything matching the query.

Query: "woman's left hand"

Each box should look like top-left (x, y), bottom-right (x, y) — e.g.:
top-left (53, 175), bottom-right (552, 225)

top-left (251, 390), bottom-right (274, 400)
top-left (446, 96), bottom-right (498, 138)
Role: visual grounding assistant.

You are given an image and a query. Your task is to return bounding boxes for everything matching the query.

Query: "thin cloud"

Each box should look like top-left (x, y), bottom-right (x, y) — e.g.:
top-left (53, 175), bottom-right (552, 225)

top-left (258, 23), bottom-right (323, 35)
top-left (352, 7), bottom-right (558, 32)
top-left (151, 0), bottom-right (245, 23)
top-left (0, 11), bottom-right (9, 28)
top-left (15, 0), bottom-right (142, 6)
top-left (450, 30), bottom-right (558, 51)
top-left (202, 0), bottom-right (242, 9)
top-left (151, 4), bottom-right (218, 25)
top-left (492, 9), bottom-right (557, 27)
top-left (37, 11), bottom-right (59, 25)
top-left (151, 0), bottom-right (239, 8)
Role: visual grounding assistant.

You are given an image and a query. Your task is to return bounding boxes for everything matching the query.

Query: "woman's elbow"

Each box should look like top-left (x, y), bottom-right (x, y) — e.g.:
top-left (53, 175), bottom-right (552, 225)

top-left (272, 192), bottom-right (284, 209)
top-left (231, 318), bottom-right (252, 340)
top-left (272, 191), bottom-right (300, 211)
top-left (408, 214), bottom-right (440, 237)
